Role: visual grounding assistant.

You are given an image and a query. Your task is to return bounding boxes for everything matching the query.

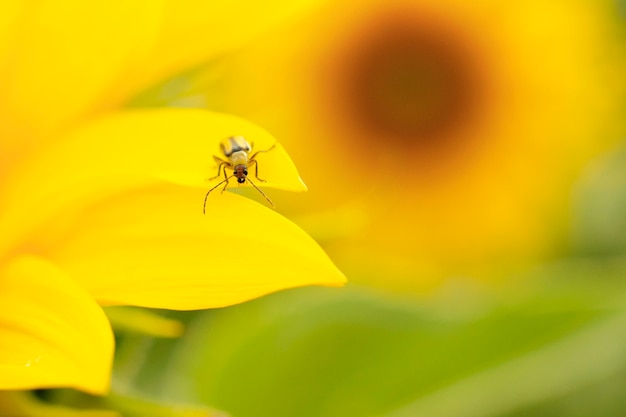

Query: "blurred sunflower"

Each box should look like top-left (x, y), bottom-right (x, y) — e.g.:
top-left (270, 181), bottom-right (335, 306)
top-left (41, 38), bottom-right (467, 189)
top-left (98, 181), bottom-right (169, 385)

top-left (196, 0), bottom-right (626, 290)
top-left (0, 0), bottom-right (344, 396)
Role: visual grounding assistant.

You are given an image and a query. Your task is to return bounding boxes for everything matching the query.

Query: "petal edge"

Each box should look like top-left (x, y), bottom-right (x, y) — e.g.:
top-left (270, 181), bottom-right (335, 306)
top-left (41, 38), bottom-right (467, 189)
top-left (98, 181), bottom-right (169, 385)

top-left (0, 256), bottom-right (114, 394)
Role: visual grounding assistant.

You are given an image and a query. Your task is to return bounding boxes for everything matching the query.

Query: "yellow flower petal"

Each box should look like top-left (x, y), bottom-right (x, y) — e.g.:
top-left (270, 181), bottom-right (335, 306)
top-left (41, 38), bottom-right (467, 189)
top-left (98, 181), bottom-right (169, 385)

top-left (106, 0), bottom-right (327, 108)
top-left (0, 108), bottom-right (305, 255)
top-left (0, 2), bottom-right (23, 70)
top-left (0, 1), bottom-right (163, 141)
top-left (0, 256), bottom-right (114, 394)
top-left (0, 0), bottom-right (325, 146)
top-left (40, 184), bottom-right (345, 309)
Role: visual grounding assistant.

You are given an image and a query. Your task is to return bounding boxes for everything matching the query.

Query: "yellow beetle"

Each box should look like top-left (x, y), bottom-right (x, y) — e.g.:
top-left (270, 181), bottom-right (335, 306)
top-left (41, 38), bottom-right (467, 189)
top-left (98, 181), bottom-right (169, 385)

top-left (203, 136), bottom-right (275, 213)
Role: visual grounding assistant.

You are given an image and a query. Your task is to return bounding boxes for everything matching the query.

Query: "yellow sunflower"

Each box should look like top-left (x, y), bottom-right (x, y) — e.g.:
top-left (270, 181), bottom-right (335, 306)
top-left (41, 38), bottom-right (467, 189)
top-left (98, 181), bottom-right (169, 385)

top-left (0, 0), bottom-right (344, 395)
top-left (201, 0), bottom-right (626, 290)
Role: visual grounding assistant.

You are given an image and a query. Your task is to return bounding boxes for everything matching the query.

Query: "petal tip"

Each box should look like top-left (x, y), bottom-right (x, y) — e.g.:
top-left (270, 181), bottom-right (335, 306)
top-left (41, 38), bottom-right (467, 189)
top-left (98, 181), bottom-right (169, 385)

top-left (299, 177), bottom-right (308, 191)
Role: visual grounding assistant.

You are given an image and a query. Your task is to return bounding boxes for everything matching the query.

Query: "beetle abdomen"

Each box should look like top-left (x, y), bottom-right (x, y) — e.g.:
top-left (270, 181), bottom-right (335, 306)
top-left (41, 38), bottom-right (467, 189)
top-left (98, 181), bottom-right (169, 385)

top-left (221, 136), bottom-right (252, 157)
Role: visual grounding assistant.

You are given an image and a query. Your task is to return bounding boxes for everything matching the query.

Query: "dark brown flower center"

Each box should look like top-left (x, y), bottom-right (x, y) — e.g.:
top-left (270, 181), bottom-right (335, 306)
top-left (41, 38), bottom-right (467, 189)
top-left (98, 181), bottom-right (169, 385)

top-left (325, 12), bottom-right (486, 155)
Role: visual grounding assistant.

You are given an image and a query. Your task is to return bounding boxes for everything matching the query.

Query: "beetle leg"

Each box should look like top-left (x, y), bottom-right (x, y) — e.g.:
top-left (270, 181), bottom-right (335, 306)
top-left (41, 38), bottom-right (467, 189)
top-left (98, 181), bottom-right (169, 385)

top-left (208, 156), bottom-right (229, 181)
top-left (249, 159), bottom-right (267, 182)
top-left (249, 143), bottom-right (276, 161)
top-left (248, 143), bottom-right (276, 182)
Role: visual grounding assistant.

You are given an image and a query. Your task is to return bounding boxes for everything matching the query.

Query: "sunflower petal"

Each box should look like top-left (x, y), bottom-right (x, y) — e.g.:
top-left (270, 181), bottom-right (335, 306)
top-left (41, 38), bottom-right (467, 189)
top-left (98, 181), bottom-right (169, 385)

top-left (105, 0), bottom-right (326, 107)
top-left (0, 0), bottom-right (324, 141)
top-left (43, 184), bottom-right (345, 310)
top-left (0, 1), bottom-right (165, 140)
top-left (0, 256), bottom-right (114, 394)
top-left (0, 108), bottom-right (305, 254)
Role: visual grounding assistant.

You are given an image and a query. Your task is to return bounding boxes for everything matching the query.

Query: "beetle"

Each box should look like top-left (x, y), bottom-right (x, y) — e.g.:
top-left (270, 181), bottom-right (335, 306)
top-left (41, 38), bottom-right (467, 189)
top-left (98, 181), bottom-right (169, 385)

top-left (203, 136), bottom-right (275, 214)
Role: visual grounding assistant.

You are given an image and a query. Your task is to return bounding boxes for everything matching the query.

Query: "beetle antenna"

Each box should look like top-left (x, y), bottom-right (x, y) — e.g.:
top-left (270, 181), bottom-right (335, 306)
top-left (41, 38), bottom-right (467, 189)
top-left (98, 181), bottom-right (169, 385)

top-left (203, 175), bottom-right (234, 214)
top-left (247, 178), bottom-right (275, 208)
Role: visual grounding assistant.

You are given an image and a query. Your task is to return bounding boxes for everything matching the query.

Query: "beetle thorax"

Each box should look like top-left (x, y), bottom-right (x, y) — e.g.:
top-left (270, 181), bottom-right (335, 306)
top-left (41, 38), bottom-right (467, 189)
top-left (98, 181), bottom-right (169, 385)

top-left (230, 150), bottom-right (248, 166)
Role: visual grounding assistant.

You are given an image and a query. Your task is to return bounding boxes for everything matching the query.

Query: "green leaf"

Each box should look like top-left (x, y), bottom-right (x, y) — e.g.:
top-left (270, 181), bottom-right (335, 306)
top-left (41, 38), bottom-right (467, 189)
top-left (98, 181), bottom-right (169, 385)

top-left (572, 143), bottom-right (626, 256)
top-left (112, 255), bottom-right (626, 417)
top-left (0, 391), bottom-right (118, 417)
top-left (154, 286), bottom-right (612, 416)
top-left (104, 389), bottom-right (228, 417)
